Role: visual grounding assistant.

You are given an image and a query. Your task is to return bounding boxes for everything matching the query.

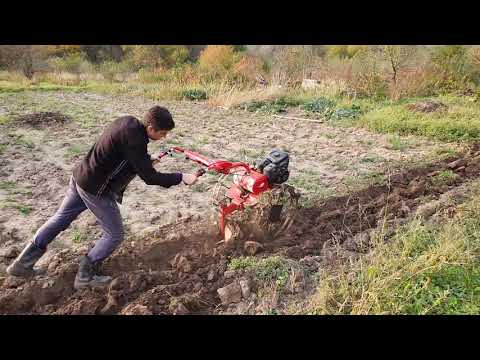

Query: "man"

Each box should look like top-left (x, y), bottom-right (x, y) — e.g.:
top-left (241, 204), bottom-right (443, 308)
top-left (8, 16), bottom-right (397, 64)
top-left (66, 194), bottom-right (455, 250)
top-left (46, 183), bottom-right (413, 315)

top-left (6, 105), bottom-right (199, 289)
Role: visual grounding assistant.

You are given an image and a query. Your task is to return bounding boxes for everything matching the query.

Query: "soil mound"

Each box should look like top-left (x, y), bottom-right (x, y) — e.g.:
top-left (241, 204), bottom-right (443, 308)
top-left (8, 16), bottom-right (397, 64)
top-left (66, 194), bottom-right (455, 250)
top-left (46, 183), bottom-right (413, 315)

top-left (14, 112), bottom-right (72, 128)
top-left (405, 101), bottom-right (447, 113)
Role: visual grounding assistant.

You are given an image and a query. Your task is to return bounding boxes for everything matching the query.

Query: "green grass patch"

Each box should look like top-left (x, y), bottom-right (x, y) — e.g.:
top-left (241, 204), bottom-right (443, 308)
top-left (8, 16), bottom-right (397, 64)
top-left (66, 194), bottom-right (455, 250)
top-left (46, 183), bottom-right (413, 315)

top-left (356, 96), bottom-right (480, 142)
top-left (0, 115), bottom-right (11, 125)
top-left (8, 133), bottom-right (35, 149)
top-left (240, 96), bottom-right (305, 114)
top-left (64, 144), bottom-right (89, 159)
top-left (71, 227), bottom-right (88, 244)
top-left (288, 175), bottom-right (335, 207)
top-left (431, 169), bottom-right (460, 186)
top-left (435, 147), bottom-right (459, 157)
top-left (228, 256), bottom-right (259, 271)
top-left (360, 154), bottom-right (384, 163)
top-left (0, 80), bottom-right (89, 93)
top-left (15, 204), bottom-right (32, 215)
top-left (0, 181), bottom-right (16, 191)
top-left (228, 255), bottom-right (293, 290)
top-left (386, 134), bottom-right (410, 151)
top-left (301, 97), bottom-right (336, 114)
top-left (240, 95), bottom-right (364, 120)
top-left (182, 88), bottom-right (208, 101)
top-left (301, 98), bottom-right (363, 121)
top-left (307, 188), bottom-right (480, 315)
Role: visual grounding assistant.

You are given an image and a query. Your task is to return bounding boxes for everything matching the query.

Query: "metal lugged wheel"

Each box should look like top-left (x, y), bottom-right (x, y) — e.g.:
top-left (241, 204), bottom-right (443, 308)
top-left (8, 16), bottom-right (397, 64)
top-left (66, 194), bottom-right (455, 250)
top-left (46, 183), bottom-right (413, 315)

top-left (252, 183), bottom-right (300, 240)
top-left (222, 183), bottom-right (300, 244)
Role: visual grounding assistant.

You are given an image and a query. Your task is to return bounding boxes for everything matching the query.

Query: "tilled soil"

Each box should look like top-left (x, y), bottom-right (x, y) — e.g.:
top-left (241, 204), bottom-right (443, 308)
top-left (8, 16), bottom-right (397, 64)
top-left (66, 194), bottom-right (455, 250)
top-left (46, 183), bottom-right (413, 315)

top-left (1, 144), bottom-right (479, 315)
top-left (0, 92), bottom-right (453, 254)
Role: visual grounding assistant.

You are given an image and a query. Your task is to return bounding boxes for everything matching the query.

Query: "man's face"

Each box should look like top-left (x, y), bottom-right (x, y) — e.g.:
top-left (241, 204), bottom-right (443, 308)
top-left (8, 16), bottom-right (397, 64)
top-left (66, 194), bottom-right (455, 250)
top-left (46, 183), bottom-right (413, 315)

top-left (147, 126), bottom-right (169, 141)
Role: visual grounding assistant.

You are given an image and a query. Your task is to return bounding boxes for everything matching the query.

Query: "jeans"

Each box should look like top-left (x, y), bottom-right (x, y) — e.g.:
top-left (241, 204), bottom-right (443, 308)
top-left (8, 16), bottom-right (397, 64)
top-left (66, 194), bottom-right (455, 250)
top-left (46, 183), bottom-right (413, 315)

top-left (33, 176), bottom-right (124, 263)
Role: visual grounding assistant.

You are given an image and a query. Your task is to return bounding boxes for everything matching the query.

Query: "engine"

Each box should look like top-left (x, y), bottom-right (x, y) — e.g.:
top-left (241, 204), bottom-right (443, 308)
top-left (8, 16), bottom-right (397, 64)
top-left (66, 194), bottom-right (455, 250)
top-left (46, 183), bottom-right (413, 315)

top-left (254, 149), bottom-right (290, 185)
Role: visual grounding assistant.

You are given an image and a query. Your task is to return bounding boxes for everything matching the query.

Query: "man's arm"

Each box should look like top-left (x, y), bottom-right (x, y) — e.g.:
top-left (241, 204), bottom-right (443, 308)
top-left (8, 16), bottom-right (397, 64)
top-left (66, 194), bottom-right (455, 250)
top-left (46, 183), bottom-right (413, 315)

top-left (124, 139), bottom-right (182, 188)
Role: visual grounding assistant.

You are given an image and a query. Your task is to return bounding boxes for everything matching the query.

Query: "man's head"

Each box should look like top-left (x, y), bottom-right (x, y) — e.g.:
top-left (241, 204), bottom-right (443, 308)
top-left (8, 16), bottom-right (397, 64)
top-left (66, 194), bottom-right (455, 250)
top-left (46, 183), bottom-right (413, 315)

top-left (143, 105), bottom-right (175, 141)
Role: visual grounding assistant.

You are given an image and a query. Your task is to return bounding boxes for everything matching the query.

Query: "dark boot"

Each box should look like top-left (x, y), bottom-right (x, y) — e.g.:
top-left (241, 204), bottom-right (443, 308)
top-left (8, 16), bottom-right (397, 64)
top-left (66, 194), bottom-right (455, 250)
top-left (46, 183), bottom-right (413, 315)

top-left (74, 255), bottom-right (112, 290)
top-left (6, 242), bottom-right (46, 278)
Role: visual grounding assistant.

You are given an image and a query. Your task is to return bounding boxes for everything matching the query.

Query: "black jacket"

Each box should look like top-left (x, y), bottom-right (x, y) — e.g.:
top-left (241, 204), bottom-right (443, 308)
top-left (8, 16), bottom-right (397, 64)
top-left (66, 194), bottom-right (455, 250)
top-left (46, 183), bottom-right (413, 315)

top-left (73, 116), bottom-right (182, 203)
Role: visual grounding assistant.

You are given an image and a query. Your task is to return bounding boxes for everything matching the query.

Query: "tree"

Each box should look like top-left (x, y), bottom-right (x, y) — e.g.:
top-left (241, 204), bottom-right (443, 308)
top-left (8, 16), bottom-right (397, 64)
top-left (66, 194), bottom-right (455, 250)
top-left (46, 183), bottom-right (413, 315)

top-left (0, 45), bottom-right (48, 79)
top-left (81, 45), bottom-right (124, 63)
top-left (380, 45), bottom-right (417, 85)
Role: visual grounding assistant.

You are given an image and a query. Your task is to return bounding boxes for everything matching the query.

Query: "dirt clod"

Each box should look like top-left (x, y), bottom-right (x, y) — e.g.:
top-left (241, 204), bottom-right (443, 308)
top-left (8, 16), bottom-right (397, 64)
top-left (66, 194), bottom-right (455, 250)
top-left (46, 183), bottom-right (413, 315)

top-left (239, 278), bottom-right (251, 299)
top-left (2, 276), bottom-right (26, 289)
top-left (120, 304), bottom-right (153, 315)
top-left (223, 270), bottom-right (236, 279)
top-left (207, 269), bottom-right (216, 282)
top-left (343, 232), bottom-right (370, 252)
top-left (0, 246), bottom-right (20, 259)
top-left (217, 281), bottom-right (242, 305)
top-left (447, 159), bottom-right (467, 169)
top-left (171, 302), bottom-right (190, 315)
top-left (171, 254), bottom-right (192, 273)
top-left (243, 241), bottom-right (264, 256)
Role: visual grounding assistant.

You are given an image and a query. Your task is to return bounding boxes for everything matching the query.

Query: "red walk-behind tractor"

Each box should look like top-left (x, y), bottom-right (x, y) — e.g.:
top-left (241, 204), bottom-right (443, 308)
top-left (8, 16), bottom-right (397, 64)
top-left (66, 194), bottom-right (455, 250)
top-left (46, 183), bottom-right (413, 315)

top-left (155, 147), bottom-right (300, 243)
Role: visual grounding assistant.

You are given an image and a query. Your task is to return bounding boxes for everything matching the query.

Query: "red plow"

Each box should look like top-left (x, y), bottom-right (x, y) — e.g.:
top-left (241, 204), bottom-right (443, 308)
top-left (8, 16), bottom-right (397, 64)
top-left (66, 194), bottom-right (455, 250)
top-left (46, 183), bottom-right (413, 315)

top-left (155, 147), bottom-right (300, 243)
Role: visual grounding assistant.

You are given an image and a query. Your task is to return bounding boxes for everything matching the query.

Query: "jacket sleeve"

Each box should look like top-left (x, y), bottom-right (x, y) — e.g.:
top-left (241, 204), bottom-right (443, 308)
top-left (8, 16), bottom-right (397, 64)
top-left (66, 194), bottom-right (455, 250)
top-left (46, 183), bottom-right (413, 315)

top-left (123, 134), bottom-right (183, 188)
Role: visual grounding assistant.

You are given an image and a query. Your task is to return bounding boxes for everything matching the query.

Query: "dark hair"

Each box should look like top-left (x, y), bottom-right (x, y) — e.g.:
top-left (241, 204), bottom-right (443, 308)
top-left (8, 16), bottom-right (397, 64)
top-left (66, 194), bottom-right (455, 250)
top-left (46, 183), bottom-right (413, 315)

top-left (143, 106), bottom-right (175, 131)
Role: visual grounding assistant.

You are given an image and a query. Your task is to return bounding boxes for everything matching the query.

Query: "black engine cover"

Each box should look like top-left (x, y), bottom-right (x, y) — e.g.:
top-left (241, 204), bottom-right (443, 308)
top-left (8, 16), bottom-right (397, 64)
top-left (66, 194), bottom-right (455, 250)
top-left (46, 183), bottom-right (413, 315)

top-left (255, 149), bottom-right (290, 184)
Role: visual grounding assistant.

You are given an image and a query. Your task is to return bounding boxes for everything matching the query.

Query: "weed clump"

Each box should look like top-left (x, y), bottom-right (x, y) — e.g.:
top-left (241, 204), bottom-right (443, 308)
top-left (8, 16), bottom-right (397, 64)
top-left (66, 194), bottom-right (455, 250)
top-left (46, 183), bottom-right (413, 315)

top-left (182, 89), bottom-right (208, 101)
top-left (228, 255), bottom-right (294, 289)
top-left (301, 97), bottom-right (336, 114)
top-left (241, 97), bottom-right (302, 114)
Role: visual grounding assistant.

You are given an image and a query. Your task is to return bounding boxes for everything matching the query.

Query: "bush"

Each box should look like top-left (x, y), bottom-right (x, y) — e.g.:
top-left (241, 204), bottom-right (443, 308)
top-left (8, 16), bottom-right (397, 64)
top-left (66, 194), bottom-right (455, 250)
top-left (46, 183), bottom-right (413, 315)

top-left (233, 55), bottom-right (267, 84)
top-left (326, 45), bottom-right (364, 59)
top-left (124, 45), bottom-right (190, 71)
top-left (430, 45), bottom-right (472, 92)
top-left (467, 47), bottom-right (480, 85)
top-left (389, 65), bottom-right (438, 99)
top-left (46, 45), bottom-right (83, 58)
top-left (169, 63), bottom-right (199, 85)
top-left (48, 54), bottom-right (85, 75)
top-left (350, 47), bottom-right (388, 98)
top-left (182, 88), bottom-right (207, 101)
top-left (138, 68), bottom-right (169, 83)
top-left (270, 46), bottom-right (316, 87)
top-left (98, 61), bottom-right (131, 82)
top-left (198, 45), bottom-right (237, 77)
